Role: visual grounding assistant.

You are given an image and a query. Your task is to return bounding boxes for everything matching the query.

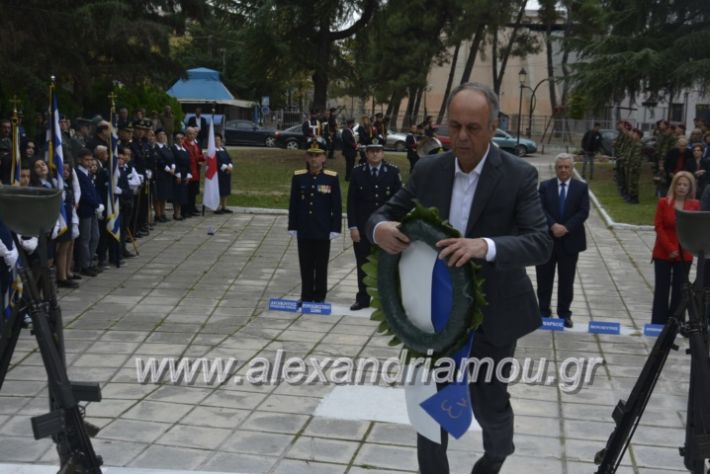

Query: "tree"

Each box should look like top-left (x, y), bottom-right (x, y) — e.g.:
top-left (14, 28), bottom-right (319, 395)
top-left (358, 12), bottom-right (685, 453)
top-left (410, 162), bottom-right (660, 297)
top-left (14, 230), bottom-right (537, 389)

top-left (0, 0), bottom-right (200, 118)
top-left (570, 0), bottom-right (710, 113)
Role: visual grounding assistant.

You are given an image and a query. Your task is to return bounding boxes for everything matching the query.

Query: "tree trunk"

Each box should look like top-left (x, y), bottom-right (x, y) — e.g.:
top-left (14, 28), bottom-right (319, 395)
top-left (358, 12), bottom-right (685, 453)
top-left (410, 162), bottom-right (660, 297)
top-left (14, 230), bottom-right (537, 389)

top-left (311, 23), bottom-right (331, 111)
top-left (491, 25), bottom-right (499, 93)
top-left (387, 89), bottom-right (403, 130)
top-left (412, 86), bottom-right (423, 125)
top-left (402, 86), bottom-right (416, 129)
top-left (436, 42), bottom-right (461, 124)
top-left (459, 25), bottom-right (485, 84)
top-left (545, 25), bottom-right (557, 111)
top-left (494, 0), bottom-right (527, 94)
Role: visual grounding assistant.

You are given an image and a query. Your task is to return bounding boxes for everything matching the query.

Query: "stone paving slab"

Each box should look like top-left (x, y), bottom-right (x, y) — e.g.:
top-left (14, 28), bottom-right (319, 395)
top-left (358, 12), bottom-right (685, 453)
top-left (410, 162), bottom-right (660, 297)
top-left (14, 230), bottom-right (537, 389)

top-left (0, 153), bottom-right (705, 473)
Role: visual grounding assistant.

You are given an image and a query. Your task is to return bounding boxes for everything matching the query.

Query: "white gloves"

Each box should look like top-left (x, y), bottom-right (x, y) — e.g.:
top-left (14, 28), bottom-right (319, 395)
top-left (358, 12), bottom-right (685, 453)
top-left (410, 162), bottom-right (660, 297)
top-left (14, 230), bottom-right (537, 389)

top-left (220, 164), bottom-right (228, 171)
top-left (146, 170), bottom-right (153, 180)
top-left (329, 232), bottom-right (341, 240)
top-left (164, 165), bottom-right (172, 173)
top-left (0, 240), bottom-right (18, 267)
top-left (288, 230), bottom-right (297, 238)
top-left (227, 164), bottom-right (233, 170)
top-left (96, 204), bottom-right (105, 218)
top-left (187, 173), bottom-right (193, 181)
top-left (20, 236), bottom-right (38, 254)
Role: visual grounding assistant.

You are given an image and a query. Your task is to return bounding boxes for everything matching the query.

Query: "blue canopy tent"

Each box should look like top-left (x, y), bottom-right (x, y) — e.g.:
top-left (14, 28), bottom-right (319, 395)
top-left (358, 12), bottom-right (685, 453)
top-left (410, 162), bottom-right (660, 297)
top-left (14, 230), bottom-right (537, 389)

top-left (167, 67), bottom-right (257, 122)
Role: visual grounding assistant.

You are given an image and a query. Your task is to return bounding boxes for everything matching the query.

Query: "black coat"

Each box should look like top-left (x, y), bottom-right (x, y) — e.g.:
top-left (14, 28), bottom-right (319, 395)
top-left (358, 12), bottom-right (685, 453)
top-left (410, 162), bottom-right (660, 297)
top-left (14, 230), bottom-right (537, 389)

top-left (538, 177), bottom-right (589, 255)
top-left (155, 144), bottom-right (175, 201)
top-left (341, 128), bottom-right (357, 159)
top-left (171, 144), bottom-right (190, 205)
top-left (367, 147), bottom-right (552, 347)
top-left (216, 148), bottom-right (233, 197)
top-left (347, 162), bottom-right (401, 241)
top-left (288, 169), bottom-right (342, 240)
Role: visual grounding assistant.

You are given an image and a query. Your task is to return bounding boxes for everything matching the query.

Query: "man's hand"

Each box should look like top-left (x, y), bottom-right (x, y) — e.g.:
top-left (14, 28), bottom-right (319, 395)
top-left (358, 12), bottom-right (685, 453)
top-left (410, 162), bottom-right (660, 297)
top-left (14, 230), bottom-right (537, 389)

top-left (374, 221), bottom-right (410, 254)
top-left (550, 223), bottom-right (568, 238)
top-left (350, 228), bottom-right (361, 243)
top-left (436, 238), bottom-right (488, 267)
top-left (669, 250), bottom-right (680, 259)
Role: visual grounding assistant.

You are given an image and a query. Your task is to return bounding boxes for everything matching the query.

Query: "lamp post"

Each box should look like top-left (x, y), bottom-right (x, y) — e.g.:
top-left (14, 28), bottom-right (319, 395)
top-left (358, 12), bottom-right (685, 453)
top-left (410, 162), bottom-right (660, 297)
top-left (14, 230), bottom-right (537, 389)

top-left (517, 68), bottom-right (527, 147)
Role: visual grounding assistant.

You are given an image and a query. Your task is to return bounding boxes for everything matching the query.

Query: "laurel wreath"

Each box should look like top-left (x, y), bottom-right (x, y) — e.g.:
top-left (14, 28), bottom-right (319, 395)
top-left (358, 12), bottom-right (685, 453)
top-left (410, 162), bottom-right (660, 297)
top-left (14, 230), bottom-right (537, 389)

top-left (363, 202), bottom-right (486, 359)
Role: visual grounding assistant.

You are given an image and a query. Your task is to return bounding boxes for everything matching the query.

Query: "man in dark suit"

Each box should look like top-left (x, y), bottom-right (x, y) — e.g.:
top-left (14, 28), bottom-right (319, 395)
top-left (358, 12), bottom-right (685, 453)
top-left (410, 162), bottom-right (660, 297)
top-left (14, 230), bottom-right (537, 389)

top-left (535, 154), bottom-right (590, 328)
top-left (341, 118), bottom-right (358, 181)
top-left (367, 82), bottom-right (552, 474)
top-left (347, 143), bottom-right (401, 310)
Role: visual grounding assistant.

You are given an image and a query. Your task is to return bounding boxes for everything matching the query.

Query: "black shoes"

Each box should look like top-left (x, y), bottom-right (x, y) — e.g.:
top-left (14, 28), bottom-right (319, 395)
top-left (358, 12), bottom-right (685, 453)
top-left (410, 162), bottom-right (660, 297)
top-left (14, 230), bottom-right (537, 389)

top-left (350, 301), bottom-right (369, 311)
top-left (471, 454), bottom-right (506, 474)
top-left (222, 208), bottom-right (233, 214)
top-left (561, 316), bottom-right (573, 328)
top-left (80, 268), bottom-right (97, 277)
top-left (57, 279), bottom-right (79, 289)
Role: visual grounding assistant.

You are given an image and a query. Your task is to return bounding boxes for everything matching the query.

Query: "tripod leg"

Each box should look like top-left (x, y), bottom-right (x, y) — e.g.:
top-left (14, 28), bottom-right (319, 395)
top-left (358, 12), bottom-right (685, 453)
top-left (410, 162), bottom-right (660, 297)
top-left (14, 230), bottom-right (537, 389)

top-left (595, 318), bottom-right (681, 473)
top-left (0, 306), bottom-right (25, 391)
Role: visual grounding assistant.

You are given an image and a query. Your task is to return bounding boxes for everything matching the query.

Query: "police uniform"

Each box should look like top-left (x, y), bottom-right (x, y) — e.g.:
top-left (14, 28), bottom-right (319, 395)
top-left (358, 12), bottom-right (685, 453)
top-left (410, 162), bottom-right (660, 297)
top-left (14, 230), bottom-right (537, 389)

top-left (288, 141), bottom-right (342, 303)
top-left (346, 144), bottom-right (401, 309)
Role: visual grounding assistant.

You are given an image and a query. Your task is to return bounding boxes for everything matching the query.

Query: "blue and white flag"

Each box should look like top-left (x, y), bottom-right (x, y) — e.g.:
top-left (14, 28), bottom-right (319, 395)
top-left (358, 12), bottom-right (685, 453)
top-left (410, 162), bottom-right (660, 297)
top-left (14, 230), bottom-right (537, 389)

top-left (105, 122), bottom-right (121, 241)
top-left (46, 89), bottom-right (68, 238)
top-left (399, 241), bottom-right (477, 442)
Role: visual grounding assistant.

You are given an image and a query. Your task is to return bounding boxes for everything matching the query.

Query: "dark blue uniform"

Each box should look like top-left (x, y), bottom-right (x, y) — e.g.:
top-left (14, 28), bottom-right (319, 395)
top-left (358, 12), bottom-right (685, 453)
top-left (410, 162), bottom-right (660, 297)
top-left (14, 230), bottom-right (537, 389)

top-left (347, 161), bottom-right (401, 306)
top-left (288, 167), bottom-right (342, 302)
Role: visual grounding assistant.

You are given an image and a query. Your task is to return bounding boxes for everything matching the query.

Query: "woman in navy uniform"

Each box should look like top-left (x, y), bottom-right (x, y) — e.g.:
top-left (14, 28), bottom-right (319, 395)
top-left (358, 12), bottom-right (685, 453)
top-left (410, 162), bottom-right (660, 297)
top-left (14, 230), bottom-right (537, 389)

top-left (171, 132), bottom-right (190, 221)
top-left (288, 139), bottom-right (342, 304)
top-left (215, 133), bottom-right (234, 214)
top-left (347, 143), bottom-right (401, 310)
top-left (154, 129), bottom-right (174, 222)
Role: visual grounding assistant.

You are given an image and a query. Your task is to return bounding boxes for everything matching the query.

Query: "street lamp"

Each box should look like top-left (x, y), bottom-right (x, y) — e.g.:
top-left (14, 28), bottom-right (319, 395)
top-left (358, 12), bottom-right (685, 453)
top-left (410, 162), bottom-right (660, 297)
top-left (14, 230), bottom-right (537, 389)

top-left (517, 68), bottom-right (527, 146)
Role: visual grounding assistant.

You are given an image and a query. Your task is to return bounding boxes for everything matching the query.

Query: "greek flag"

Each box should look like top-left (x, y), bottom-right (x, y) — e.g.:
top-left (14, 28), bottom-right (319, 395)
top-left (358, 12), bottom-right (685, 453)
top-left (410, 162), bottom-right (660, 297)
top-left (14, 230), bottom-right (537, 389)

top-left (47, 90), bottom-right (67, 238)
top-left (105, 126), bottom-right (121, 241)
top-left (399, 241), bottom-right (476, 442)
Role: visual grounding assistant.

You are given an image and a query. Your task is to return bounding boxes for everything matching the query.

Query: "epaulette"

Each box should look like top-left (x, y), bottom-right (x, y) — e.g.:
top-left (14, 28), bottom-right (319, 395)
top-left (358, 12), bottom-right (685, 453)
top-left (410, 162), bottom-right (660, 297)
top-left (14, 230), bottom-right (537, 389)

top-left (323, 169), bottom-right (337, 177)
top-left (384, 161), bottom-right (399, 169)
top-left (294, 169), bottom-right (307, 175)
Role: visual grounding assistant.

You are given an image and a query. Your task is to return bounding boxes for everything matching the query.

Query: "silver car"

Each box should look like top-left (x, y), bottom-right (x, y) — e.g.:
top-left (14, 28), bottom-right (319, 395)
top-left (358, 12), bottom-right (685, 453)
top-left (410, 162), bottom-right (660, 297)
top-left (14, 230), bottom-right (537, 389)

top-left (384, 130), bottom-right (408, 152)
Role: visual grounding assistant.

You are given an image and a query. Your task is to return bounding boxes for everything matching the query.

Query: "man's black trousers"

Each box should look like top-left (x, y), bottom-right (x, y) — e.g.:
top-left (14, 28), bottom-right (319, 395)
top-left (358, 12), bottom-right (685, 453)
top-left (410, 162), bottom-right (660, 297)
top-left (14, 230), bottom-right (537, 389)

top-left (297, 238), bottom-right (330, 302)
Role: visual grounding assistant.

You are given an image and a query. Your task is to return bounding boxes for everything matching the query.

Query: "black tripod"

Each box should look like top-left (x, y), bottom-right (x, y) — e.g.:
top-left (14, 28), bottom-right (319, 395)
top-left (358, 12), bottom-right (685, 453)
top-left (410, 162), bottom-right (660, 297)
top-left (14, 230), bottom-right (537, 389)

top-left (0, 187), bottom-right (103, 473)
top-left (595, 210), bottom-right (710, 473)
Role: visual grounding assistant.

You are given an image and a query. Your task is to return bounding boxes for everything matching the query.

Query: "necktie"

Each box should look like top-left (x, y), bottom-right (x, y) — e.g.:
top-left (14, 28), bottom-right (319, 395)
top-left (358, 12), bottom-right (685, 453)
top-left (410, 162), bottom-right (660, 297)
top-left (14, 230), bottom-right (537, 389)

top-left (559, 182), bottom-right (567, 218)
top-left (371, 167), bottom-right (377, 178)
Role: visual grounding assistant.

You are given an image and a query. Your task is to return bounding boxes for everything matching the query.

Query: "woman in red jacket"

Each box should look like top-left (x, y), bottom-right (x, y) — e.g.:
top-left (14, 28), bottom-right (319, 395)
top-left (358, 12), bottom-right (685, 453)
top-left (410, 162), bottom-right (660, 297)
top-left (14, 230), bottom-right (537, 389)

top-left (651, 171), bottom-right (700, 324)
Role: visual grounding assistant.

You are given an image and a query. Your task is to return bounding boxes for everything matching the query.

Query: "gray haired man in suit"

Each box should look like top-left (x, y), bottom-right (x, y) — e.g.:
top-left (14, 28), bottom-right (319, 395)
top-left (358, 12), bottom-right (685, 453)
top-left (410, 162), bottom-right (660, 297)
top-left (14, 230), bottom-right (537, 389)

top-left (367, 82), bottom-right (552, 474)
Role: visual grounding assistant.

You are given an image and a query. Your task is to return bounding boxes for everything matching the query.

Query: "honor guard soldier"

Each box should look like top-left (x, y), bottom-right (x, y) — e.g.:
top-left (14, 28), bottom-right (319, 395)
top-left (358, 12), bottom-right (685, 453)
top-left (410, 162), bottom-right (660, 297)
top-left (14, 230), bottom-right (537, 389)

top-left (347, 143), bottom-right (401, 310)
top-left (302, 110), bottom-right (322, 141)
top-left (288, 138), bottom-right (342, 304)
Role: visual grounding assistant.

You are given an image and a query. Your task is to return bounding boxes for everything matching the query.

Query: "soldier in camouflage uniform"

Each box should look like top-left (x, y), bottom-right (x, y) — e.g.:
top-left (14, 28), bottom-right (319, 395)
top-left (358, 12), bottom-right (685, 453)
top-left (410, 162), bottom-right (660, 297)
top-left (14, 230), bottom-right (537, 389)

top-left (625, 128), bottom-right (643, 204)
top-left (653, 120), bottom-right (677, 197)
top-left (613, 121), bottom-right (630, 197)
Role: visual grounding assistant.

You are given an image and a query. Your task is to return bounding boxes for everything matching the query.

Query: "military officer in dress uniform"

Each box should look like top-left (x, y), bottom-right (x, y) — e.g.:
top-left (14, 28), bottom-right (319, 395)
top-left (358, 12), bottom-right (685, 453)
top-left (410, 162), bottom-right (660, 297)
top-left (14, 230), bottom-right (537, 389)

top-left (347, 143), bottom-right (401, 310)
top-left (288, 139), bottom-right (342, 304)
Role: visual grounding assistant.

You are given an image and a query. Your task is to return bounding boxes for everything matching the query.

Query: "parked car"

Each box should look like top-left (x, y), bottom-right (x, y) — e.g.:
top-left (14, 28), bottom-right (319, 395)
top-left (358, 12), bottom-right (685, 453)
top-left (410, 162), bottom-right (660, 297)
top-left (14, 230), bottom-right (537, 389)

top-left (274, 125), bottom-right (307, 150)
top-left (385, 129), bottom-right (408, 151)
top-left (434, 125), bottom-right (537, 156)
top-left (223, 120), bottom-right (276, 147)
top-left (275, 125), bottom-right (345, 150)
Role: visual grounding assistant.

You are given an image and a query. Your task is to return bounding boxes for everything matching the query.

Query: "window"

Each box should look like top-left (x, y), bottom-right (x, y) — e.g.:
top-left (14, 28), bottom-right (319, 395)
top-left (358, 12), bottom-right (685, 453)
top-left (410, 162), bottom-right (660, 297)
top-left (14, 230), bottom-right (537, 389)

top-left (670, 103), bottom-right (684, 123)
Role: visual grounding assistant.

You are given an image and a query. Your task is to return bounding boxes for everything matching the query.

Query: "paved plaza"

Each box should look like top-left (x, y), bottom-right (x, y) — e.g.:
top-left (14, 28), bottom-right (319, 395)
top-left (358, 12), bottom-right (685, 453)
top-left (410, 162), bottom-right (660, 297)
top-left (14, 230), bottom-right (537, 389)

top-left (0, 153), bottom-right (701, 473)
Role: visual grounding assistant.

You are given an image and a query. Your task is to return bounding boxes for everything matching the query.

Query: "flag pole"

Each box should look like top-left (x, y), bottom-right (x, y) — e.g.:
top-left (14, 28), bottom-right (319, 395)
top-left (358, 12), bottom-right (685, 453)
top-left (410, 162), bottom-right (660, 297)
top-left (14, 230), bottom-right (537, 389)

top-left (9, 95), bottom-right (21, 186)
top-left (47, 76), bottom-right (55, 174)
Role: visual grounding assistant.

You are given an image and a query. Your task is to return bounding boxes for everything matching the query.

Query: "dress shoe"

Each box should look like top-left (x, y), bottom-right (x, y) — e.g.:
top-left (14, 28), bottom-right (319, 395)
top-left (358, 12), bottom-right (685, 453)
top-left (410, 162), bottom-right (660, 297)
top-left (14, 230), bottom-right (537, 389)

top-left (69, 274), bottom-right (82, 280)
top-left (471, 453), bottom-right (506, 474)
top-left (214, 209), bottom-right (224, 215)
top-left (350, 301), bottom-right (369, 311)
top-left (296, 299), bottom-right (303, 308)
top-left (57, 279), bottom-right (79, 289)
top-left (123, 250), bottom-right (136, 258)
top-left (190, 211), bottom-right (201, 217)
top-left (80, 268), bottom-right (98, 277)
top-left (561, 316), bottom-right (573, 328)
top-left (222, 208), bottom-right (233, 214)
top-left (173, 215), bottom-right (183, 221)
top-left (89, 265), bottom-right (103, 274)
top-left (135, 230), bottom-right (148, 238)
